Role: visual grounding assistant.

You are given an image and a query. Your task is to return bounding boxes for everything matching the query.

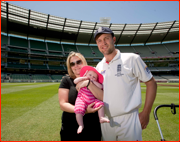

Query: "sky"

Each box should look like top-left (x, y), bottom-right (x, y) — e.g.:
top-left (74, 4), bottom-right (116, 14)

top-left (6, 1), bottom-right (179, 24)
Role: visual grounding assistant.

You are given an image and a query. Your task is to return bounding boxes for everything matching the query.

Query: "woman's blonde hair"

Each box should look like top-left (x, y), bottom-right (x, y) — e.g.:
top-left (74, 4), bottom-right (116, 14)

top-left (66, 51), bottom-right (87, 79)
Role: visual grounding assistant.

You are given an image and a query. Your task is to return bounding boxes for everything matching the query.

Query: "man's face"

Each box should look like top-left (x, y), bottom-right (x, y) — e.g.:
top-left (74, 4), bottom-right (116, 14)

top-left (96, 33), bottom-right (116, 56)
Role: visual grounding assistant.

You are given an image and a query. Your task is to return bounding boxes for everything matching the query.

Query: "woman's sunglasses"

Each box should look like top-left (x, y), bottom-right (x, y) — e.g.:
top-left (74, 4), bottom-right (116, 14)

top-left (70, 60), bottom-right (82, 67)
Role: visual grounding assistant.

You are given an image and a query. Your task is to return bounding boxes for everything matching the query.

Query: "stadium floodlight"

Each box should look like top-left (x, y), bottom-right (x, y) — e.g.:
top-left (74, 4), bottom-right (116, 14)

top-left (100, 17), bottom-right (111, 24)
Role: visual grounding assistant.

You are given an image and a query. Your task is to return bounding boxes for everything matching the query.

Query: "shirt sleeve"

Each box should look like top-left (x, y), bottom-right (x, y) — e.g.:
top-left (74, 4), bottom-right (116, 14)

top-left (133, 55), bottom-right (153, 82)
top-left (59, 76), bottom-right (70, 89)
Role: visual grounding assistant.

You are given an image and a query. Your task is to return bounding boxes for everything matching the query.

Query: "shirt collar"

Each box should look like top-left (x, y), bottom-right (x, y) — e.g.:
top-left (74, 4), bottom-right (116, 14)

top-left (103, 49), bottom-right (121, 64)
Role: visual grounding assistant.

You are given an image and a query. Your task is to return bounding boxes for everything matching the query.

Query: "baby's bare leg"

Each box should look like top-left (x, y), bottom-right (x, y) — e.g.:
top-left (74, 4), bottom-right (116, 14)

top-left (98, 107), bottom-right (110, 123)
top-left (76, 114), bottom-right (84, 134)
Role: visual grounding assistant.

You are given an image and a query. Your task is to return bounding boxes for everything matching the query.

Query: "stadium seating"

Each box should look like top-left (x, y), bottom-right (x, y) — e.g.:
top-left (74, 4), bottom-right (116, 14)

top-left (7, 63), bottom-right (29, 69)
top-left (133, 45), bottom-right (155, 57)
top-left (91, 46), bottom-right (104, 58)
top-left (160, 75), bottom-right (179, 80)
top-left (8, 54), bottom-right (28, 59)
top-left (48, 65), bottom-right (65, 70)
top-left (1, 34), bottom-right (8, 46)
top-left (1, 72), bottom-right (6, 79)
top-left (10, 74), bottom-right (30, 80)
top-left (31, 50), bottom-right (47, 55)
top-left (32, 74), bottom-right (50, 80)
top-left (51, 75), bottom-right (64, 80)
top-left (149, 67), bottom-right (159, 71)
top-left (164, 42), bottom-right (179, 52)
top-left (156, 67), bottom-right (176, 71)
top-left (10, 36), bottom-right (28, 48)
top-left (148, 44), bottom-right (171, 57)
top-left (30, 64), bottom-right (47, 70)
top-left (9, 47), bottom-right (28, 53)
top-left (77, 45), bottom-right (94, 57)
top-left (62, 44), bottom-right (77, 53)
top-left (30, 40), bottom-right (46, 50)
top-left (30, 56), bottom-right (47, 61)
top-left (49, 51), bottom-right (64, 56)
top-left (153, 75), bottom-right (168, 82)
top-left (116, 46), bottom-right (135, 53)
top-left (47, 42), bottom-right (63, 51)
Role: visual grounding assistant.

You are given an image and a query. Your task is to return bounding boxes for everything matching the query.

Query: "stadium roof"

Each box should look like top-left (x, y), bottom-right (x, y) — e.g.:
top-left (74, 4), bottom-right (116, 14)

top-left (1, 1), bottom-right (179, 45)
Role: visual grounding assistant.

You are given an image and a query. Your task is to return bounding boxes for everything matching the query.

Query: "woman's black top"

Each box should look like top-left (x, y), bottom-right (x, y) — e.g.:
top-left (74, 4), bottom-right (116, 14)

top-left (59, 76), bottom-right (101, 141)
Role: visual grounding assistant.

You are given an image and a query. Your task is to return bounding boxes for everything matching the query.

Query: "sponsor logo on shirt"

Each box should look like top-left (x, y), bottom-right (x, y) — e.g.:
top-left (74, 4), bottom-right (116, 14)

top-left (115, 64), bottom-right (124, 77)
top-left (101, 70), bottom-right (106, 75)
top-left (145, 66), bottom-right (150, 74)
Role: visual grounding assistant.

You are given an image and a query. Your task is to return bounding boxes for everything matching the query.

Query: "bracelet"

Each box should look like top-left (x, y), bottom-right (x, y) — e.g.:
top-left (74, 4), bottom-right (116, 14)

top-left (86, 79), bottom-right (90, 89)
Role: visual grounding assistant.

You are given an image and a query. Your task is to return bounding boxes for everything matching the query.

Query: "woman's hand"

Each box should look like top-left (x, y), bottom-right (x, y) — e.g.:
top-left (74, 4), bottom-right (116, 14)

top-left (76, 79), bottom-right (89, 91)
top-left (86, 102), bottom-right (102, 114)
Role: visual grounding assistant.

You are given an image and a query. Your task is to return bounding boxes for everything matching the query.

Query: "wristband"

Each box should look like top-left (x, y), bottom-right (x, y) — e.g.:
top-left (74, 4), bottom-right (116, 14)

top-left (86, 79), bottom-right (90, 89)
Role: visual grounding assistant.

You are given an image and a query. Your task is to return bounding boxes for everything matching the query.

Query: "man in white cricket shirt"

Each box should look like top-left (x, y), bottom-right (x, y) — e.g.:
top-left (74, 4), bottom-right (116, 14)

top-left (94, 27), bottom-right (157, 141)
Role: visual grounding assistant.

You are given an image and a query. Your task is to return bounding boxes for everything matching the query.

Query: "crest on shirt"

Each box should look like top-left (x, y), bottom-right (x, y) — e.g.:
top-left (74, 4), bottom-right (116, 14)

top-left (145, 66), bottom-right (150, 74)
top-left (115, 64), bottom-right (124, 77)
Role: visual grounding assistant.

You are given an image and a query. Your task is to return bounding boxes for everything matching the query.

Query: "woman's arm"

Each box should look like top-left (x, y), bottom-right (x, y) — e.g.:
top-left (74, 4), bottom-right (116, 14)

top-left (58, 88), bottom-right (75, 113)
top-left (76, 80), bottom-right (103, 101)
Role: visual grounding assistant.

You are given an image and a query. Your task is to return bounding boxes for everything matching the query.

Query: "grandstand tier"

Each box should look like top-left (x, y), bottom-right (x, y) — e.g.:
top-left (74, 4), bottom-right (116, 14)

top-left (1, 1), bottom-right (179, 83)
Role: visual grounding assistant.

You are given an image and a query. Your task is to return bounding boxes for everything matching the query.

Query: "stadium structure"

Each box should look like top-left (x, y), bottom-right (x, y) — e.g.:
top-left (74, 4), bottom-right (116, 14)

top-left (1, 2), bottom-right (179, 83)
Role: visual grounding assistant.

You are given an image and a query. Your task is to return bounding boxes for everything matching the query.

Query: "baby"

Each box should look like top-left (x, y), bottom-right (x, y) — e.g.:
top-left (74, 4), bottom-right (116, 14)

top-left (74, 65), bottom-right (109, 134)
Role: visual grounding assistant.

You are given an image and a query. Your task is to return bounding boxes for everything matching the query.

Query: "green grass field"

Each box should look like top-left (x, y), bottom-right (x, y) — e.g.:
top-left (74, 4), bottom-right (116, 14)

top-left (1, 82), bottom-right (179, 141)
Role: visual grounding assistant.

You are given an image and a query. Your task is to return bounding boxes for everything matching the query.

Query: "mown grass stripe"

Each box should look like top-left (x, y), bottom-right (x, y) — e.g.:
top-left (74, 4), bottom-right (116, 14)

top-left (1, 83), bottom-right (57, 94)
top-left (1, 93), bottom-right (62, 141)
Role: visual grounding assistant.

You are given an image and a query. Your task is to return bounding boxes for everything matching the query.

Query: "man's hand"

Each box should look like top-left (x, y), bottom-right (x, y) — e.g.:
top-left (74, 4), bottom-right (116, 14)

top-left (86, 102), bottom-right (102, 114)
top-left (139, 111), bottom-right (150, 129)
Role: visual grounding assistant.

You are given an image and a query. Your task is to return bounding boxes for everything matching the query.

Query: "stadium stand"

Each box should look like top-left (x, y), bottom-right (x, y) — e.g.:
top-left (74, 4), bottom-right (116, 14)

top-left (48, 65), bottom-right (65, 70)
top-left (77, 45), bottom-right (94, 57)
top-left (30, 56), bottom-right (47, 61)
top-left (10, 74), bottom-right (30, 80)
top-left (1, 34), bottom-right (8, 47)
top-left (49, 51), bottom-right (64, 56)
top-left (7, 63), bottom-right (29, 69)
top-left (30, 40), bottom-right (46, 50)
top-left (32, 74), bottom-right (51, 81)
top-left (30, 64), bottom-right (47, 70)
top-left (164, 42), bottom-right (179, 52)
top-left (1, 72), bottom-right (6, 79)
top-left (160, 75), bottom-right (179, 82)
top-left (10, 36), bottom-right (28, 48)
top-left (1, 2), bottom-right (179, 83)
top-left (8, 47), bottom-right (28, 53)
top-left (147, 44), bottom-right (171, 57)
top-left (153, 75), bottom-right (167, 82)
top-left (91, 46), bottom-right (104, 58)
top-left (51, 75), bottom-right (64, 80)
top-left (31, 50), bottom-right (47, 55)
top-left (116, 46), bottom-right (136, 53)
top-left (62, 44), bottom-right (77, 53)
top-left (47, 42), bottom-right (63, 52)
top-left (133, 45), bottom-right (156, 57)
